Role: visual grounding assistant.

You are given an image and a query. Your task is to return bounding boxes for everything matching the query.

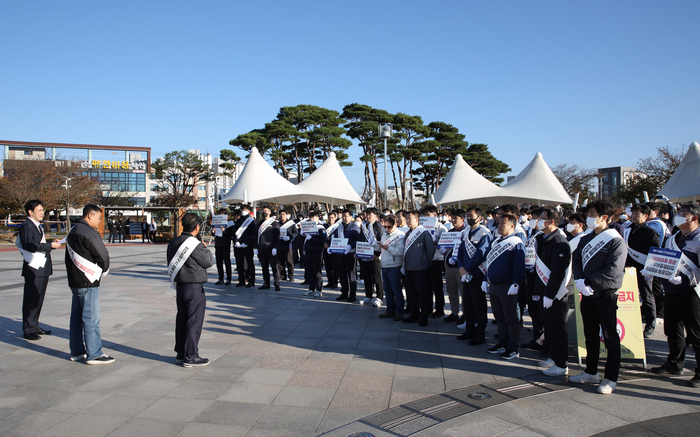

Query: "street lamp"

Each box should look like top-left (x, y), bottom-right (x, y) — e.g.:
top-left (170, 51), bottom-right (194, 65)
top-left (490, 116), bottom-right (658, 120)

top-left (379, 123), bottom-right (393, 209)
top-left (62, 176), bottom-right (73, 232)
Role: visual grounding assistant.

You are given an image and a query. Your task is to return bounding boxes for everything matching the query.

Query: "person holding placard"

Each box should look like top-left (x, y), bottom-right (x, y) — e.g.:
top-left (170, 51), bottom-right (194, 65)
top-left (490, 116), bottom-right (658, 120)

top-left (255, 207), bottom-right (281, 291)
top-left (424, 206), bottom-right (448, 319)
top-left (323, 211), bottom-right (340, 289)
top-left (232, 205), bottom-right (257, 288)
top-left (522, 207), bottom-right (546, 351)
top-left (65, 204), bottom-right (115, 364)
top-left (624, 204), bottom-right (661, 337)
top-left (441, 209), bottom-right (467, 325)
top-left (403, 210), bottom-right (436, 326)
top-left (570, 200), bottom-right (627, 394)
top-left (212, 208), bottom-right (234, 286)
top-left (278, 209), bottom-right (299, 282)
top-left (649, 203), bottom-right (700, 387)
top-left (358, 208), bottom-right (385, 307)
top-left (301, 211), bottom-right (327, 297)
top-left (332, 210), bottom-right (360, 302)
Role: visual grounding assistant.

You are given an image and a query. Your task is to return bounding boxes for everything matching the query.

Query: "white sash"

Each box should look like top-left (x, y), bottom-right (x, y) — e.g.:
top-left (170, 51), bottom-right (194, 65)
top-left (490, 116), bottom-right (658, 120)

top-left (623, 226), bottom-right (648, 265)
top-left (326, 221), bottom-right (341, 238)
top-left (668, 233), bottom-right (700, 298)
top-left (486, 235), bottom-right (521, 268)
top-left (581, 229), bottom-right (619, 270)
top-left (404, 226), bottom-right (427, 256)
top-left (15, 237), bottom-right (47, 270)
top-left (535, 253), bottom-right (572, 300)
top-left (525, 231), bottom-right (542, 268)
top-left (258, 217), bottom-right (276, 242)
top-left (381, 230), bottom-right (405, 255)
top-left (66, 242), bottom-right (103, 284)
top-left (338, 223), bottom-right (345, 239)
top-left (362, 223), bottom-right (377, 245)
top-left (281, 220), bottom-right (295, 230)
top-left (235, 216), bottom-right (254, 240)
top-left (167, 237), bottom-right (200, 290)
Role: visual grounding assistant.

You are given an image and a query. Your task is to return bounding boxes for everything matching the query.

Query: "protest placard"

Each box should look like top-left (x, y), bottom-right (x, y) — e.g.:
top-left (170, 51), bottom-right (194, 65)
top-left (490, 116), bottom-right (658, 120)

top-left (643, 247), bottom-right (682, 280)
top-left (438, 232), bottom-right (462, 249)
top-left (212, 214), bottom-right (229, 227)
top-left (300, 221), bottom-right (319, 235)
top-left (356, 242), bottom-right (375, 260)
top-left (329, 237), bottom-right (349, 254)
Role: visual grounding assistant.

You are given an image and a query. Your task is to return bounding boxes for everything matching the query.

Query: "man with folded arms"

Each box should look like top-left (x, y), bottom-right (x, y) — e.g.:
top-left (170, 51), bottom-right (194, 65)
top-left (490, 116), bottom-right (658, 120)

top-left (648, 203), bottom-right (700, 387)
top-left (571, 200), bottom-right (627, 394)
top-left (532, 208), bottom-right (572, 376)
top-left (65, 204), bottom-right (115, 364)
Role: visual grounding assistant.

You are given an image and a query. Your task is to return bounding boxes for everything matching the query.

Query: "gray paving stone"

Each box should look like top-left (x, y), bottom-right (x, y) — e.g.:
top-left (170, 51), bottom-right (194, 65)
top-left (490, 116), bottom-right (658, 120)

top-left (238, 368), bottom-right (296, 385)
top-left (84, 393), bottom-right (160, 417)
top-left (0, 409), bottom-right (73, 437)
top-left (218, 382), bottom-right (285, 403)
top-left (193, 400), bottom-right (267, 426)
top-left (272, 386), bottom-right (336, 408)
top-left (254, 405), bottom-right (326, 432)
top-left (37, 412), bottom-right (129, 437)
top-left (137, 397), bottom-right (213, 422)
top-left (107, 417), bottom-right (188, 437)
top-left (175, 422), bottom-right (249, 437)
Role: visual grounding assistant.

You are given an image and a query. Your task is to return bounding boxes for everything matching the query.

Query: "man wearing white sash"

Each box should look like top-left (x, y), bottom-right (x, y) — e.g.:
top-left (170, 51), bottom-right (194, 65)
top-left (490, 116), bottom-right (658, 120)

top-left (402, 210), bottom-right (436, 326)
top-left (532, 209), bottom-right (572, 376)
top-left (301, 211), bottom-right (327, 297)
top-left (425, 205), bottom-right (448, 319)
top-left (442, 209), bottom-right (467, 325)
top-left (278, 209), bottom-right (299, 282)
top-left (255, 207), bottom-right (281, 291)
top-left (358, 208), bottom-right (386, 307)
top-left (624, 204), bottom-right (661, 338)
top-left (645, 200), bottom-right (672, 325)
top-left (648, 203), bottom-right (700, 388)
top-left (167, 213), bottom-right (215, 367)
top-left (571, 200), bottom-right (627, 394)
top-left (456, 207), bottom-right (492, 345)
top-left (65, 204), bottom-right (115, 364)
top-left (333, 210), bottom-right (361, 302)
top-left (212, 208), bottom-right (234, 286)
top-left (522, 207), bottom-right (546, 351)
top-left (232, 205), bottom-right (257, 288)
top-left (18, 200), bottom-right (61, 341)
top-left (376, 214), bottom-right (406, 321)
top-left (483, 214), bottom-right (526, 360)
top-left (323, 211), bottom-right (340, 289)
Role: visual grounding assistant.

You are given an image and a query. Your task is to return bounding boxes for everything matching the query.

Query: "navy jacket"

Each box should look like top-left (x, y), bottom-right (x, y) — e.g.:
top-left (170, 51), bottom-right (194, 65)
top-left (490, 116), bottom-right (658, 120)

top-left (485, 235), bottom-right (526, 286)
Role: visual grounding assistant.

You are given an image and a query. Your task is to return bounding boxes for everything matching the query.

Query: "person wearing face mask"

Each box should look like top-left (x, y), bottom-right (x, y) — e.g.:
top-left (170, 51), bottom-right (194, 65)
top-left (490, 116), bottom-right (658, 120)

top-left (624, 204), bottom-right (661, 338)
top-left (232, 205), bottom-right (257, 288)
top-left (532, 209), bottom-right (572, 376)
top-left (425, 205), bottom-right (448, 319)
top-left (255, 207), bottom-right (281, 291)
top-left (277, 209), bottom-right (299, 282)
top-left (645, 200), bottom-right (672, 323)
top-left (566, 213), bottom-right (589, 252)
top-left (442, 209), bottom-right (467, 326)
top-left (332, 210), bottom-right (361, 302)
top-left (402, 210), bottom-right (436, 326)
top-left (570, 200), bottom-right (627, 394)
top-left (522, 207), bottom-right (546, 351)
top-left (456, 207), bottom-right (493, 344)
top-left (647, 203), bottom-right (700, 388)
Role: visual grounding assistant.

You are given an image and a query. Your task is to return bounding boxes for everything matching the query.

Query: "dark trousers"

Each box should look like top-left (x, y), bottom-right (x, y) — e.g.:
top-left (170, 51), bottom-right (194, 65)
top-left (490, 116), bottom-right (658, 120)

top-left (215, 246), bottom-right (232, 281)
top-left (235, 247), bottom-right (255, 285)
top-left (636, 271), bottom-right (656, 328)
top-left (293, 237), bottom-right (304, 267)
top-left (278, 245), bottom-right (294, 280)
top-left (175, 283), bottom-right (206, 359)
top-left (258, 247), bottom-right (279, 286)
top-left (430, 260), bottom-right (445, 313)
top-left (22, 275), bottom-right (49, 335)
top-left (490, 282), bottom-right (521, 351)
top-left (337, 254), bottom-right (357, 299)
top-left (108, 229), bottom-right (115, 243)
top-left (404, 269), bottom-right (432, 321)
top-left (324, 251), bottom-right (338, 286)
top-left (652, 277), bottom-right (665, 318)
top-left (464, 273), bottom-right (488, 337)
top-left (142, 230), bottom-right (149, 242)
top-left (305, 250), bottom-right (323, 291)
top-left (360, 258), bottom-right (384, 299)
top-left (543, 296), bottom-right (569, 368)
top-left (663, 292), bottom-right (700, 373)
top-left (581, 292), bottom-right (621, 381)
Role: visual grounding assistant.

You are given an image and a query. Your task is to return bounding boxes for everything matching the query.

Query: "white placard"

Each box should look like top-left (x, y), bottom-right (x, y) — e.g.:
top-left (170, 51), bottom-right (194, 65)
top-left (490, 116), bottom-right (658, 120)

top-left (419, 216), bottom-right (437, 234)
top-left (279, 227), bottom-right (288, 238)
top-left (643, 247), bottom-right (682, 280)
top-left (329, 237), bottom-right (349, 254)
top-left (438, 232), bottom-right (462, 249)
top-left (212, 215), bottom-right (229, 227)
top-left (301, 221), bottom-right (319, 235)
top-left (356, 242), bottom-right (375, 260)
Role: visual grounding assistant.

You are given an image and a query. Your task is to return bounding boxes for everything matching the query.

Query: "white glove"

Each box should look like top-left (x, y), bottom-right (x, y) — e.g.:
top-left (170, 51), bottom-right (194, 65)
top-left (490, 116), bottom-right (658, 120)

top-left (640, 268), bottom-right (653, 279)
top-left (439, 247), bottom-right (447, 255)
top-left (481, 282), bottom-right (489, 293)
top-left (448, 259), bottom-right (456, 265)
top-left (669, 275), bottom-right (683, 285)
top-left (507, 284), bottom-right (519, 296)
top-left (234, 242), bottom-right (241, 248)
top-left (532, 295), bottom-right (541, 301)
top-left (580, 286), bottom-right (594, 297)
top-left (282, 236), bottom-right (290, 241)
top-left (305, 234), bottom-right (311, 241)
top-left (271, 248), bottom-right (277, 256)
top-left (344, 245), bottom-right (351, 255)
top-left (254, 248), bottom-right (258, 256)
top-left (461, 274), bottom-right (468, 282)
top-left (543, 296), bottom-right (554, 309)
top-left (575, 278), bottom-right (587, 292)
top-left (240, 243), bottom-right (247, 248)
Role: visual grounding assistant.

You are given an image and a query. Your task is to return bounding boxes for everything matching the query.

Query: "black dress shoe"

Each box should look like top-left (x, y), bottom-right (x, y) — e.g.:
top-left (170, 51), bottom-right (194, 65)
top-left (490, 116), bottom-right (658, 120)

top-left (281, 276), bottom-right (288, 281)
top-left (403, 316), bottom-right (418, 323)
top-left (443, 314), bottom-right (459, 323)
top-left (24, 333), bottom-right (41, 341)
top-left (418, 320), bottom-right (428, 327)
top-left (37, 328), bottom-right (51, 335)
top-left (236, 282), bottom-right (246, 287)
top-left (457, 332), bottom-right (475, 341)
top-left (323, 283), bottom-right (338, 289)
top-left (246, 283), bottom-right (254, 288)
top-left (274, 285), bottom-right (281, 291)
top-left (300, 281), bottom-right (309, 285)
top-left (346, 296), bottom-right (357, 303)
top-left (468, 337), bottom-right (486, 345)
top-left (215, 280), bottom-right (224, 285)
top-left (430, 311), bottom-right (445, 319)
top-left (336, 295), bottom-right (348, 301)
top-left (225, 280), bottom-right (232, 285)
top-left (288, 278), bottom-right (295, 282)
top-left (259, 284), bottom-right (271, 290)
top-left (521, 340), bottom-right (543, 350)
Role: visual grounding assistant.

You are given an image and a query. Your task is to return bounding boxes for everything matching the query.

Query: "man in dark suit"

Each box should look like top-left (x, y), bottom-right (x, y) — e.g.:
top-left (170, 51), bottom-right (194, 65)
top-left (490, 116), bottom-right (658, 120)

top-left (115, 218), bottom-right (124, 243)
top-left (18, 200), bottom-right (61, 340)
top-left (255, 206), bottom-right (281, 291)
top-left (232, 205), bottom-right (257, 287)
top-left (107, 217), bottom-right (116, 243)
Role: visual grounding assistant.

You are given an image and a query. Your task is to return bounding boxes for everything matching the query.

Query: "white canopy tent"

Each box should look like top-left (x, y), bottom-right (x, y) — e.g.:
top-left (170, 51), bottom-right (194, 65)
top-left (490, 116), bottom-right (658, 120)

top-left (266, 152), bottom-right (365, 207)
top-left (488, 152), bottom-right (574, 205)
top-left (432, 154), bottom-right (505, 205)
top-left (658, 142), bottom-right (700, 203)
top-left (220, 147), bottom-right (301, 204)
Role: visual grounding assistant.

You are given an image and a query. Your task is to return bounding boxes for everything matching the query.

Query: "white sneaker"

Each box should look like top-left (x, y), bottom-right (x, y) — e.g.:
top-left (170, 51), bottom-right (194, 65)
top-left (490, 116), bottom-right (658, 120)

top-left (597, 379), bottom-right (617, 394)
top-left (359, 298), bottom-right (372, 305)
top-left (457, 322), bottom-right (467, 330)
top-left (655, 318), bottom-right (664, 325)
top-left (543, 365), bottom-right (568, 376)
top-left (569, 371), bottom-right (600, 384)
top-left (302, 290), bottom-right (315, 296)
top-left (538, 358), bottom-right (555, 368)
top-left (313, 291), bottom-right (323, 298)
top-left (372, 298), bottom-right (383, 307)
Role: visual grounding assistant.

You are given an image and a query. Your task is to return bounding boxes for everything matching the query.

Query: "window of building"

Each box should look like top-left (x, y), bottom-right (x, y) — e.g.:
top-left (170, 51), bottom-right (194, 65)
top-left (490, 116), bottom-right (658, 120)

top-left (130, 197), bottom-right (146, 206)
top-left (199, 185), bottom-right (206, 190)
top-left (198, 197), bottom-right (206, 202)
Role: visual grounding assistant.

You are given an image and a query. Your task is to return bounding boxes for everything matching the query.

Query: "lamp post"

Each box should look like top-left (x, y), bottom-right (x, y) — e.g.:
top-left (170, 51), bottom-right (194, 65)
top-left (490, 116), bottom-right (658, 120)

top-left (379, 123), bottom-right (393, 209)
top-left (62, 176), bottom-right (73, 232)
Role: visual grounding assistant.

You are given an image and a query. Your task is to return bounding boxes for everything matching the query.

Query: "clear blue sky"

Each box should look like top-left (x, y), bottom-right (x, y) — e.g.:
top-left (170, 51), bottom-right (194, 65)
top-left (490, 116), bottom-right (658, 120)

top-left (2, 1), bottom-right (698, 192)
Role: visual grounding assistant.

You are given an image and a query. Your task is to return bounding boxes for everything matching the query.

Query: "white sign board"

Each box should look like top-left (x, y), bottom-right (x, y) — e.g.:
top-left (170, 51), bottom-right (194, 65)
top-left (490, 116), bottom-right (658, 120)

top-left (329, 237), bottom-right (349, 254)
top-left (356, 242), bottom-right (375, 260)
top-left (643, 247), bottom-right (682, 280)
top-left (438, 232), bottom-right (462, 249)
top-left (300, 221), bottom-right (319, 235)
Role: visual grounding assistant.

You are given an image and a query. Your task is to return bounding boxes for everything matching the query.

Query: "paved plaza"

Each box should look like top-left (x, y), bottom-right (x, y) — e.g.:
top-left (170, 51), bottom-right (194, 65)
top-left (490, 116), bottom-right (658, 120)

top-left (0, 243), bottom-right (698, 437)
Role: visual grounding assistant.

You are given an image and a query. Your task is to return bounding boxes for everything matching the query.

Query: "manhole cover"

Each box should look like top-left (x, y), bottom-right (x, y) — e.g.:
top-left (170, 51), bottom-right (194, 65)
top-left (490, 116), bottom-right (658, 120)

top-left (346, 433), bottom-right (375, 437)
top-left (468, 392), bottom-right (492, 400)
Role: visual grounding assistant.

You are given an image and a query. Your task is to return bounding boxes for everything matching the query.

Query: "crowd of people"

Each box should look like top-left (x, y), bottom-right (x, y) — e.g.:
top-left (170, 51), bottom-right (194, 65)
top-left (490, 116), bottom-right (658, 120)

top-left (15, 196), bottom-right (700, 393)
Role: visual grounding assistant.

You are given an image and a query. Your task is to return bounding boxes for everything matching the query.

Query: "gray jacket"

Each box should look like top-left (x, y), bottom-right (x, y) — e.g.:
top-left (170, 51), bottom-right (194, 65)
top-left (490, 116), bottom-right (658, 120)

top-left (572, 229), bottom-right (627, 294)
top-left (167, 232), bottom-right (215, 284)
top-left (404, 228), bottom-right (435, 271)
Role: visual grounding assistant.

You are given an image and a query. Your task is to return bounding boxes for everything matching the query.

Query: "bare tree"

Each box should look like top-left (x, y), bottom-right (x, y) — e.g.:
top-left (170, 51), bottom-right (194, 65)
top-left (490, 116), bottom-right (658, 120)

top-left (551, 163), bottom-right (600, 203)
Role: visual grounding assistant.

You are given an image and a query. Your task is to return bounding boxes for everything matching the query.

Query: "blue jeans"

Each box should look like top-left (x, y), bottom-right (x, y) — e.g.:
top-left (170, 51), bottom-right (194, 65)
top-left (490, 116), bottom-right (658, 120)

top-left (70, 287), bottom-right (103, 361)
top-left (382, 267), bottom-right (404, 315)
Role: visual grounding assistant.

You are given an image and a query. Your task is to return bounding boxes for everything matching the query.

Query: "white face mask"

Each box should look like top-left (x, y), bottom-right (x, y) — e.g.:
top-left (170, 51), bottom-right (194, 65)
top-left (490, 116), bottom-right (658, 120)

top-left (566, 223), bottom-right (576, 233)
top-left (536, 219), bottom-right (545, 231)
top-left (674, 215), bottom-right (688, 227)
top-left (528, 219), bottom-right (537, 230)
top-left (586, 216), bottom-right (600, 230)
top-left (520, 215), bottom-right (528, 223)
top-left (241, 210), bottom-right (249, 216)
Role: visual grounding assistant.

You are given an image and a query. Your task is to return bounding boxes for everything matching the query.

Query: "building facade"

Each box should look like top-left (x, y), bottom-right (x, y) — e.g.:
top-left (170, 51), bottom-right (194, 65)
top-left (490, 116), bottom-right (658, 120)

top-left (598, 166), bottom-right (638, 199)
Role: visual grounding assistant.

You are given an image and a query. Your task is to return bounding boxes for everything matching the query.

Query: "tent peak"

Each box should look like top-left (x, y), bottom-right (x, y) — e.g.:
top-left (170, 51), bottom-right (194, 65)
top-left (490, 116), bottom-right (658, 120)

top-left (329, 151), bottom-right (336, 157)
top-left (251, 147), bottom-right (259, 153)
top-left (455, 154), bottom-right (462, 159)
top-left (535, 152), bottom-right (543, 158)
top-left (691, 142), bottom-right (699, 148)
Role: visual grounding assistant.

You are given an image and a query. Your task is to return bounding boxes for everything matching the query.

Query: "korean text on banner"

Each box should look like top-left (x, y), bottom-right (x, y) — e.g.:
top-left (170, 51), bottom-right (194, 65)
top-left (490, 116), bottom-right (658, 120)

top-left (419, 217), bottom-right (437, 234)
top-left (438, 232), bottom-right (462, 249)
top-left (212, 215), bottom-right (229, 227)
top-left (643, 247), bottom-right (681, 280)
top-left (355, 242), bottom-right (375, 260)
top-left (328, 238), bottom-right (349, 254)
top-left (301, 221), bottom-right (319, 235)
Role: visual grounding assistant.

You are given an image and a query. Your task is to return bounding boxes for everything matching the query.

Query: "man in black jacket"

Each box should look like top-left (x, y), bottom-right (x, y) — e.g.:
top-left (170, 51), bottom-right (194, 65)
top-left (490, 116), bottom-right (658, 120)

top-left (18, 199), bottom-right (61, 340)
top-left (212, 208), bottom-right (234, 285)
top-left (232, 205), bottom-right (257, 287)
top-left (301, 210), bottom-right (327, 297)
top-left (107, 217), bottom-right (116, 243)
top-left (167, 213), bottom-right (215, 367)
top-left (532, 208), bottom-right (572, 376)
top-left (65, 204), bottom-right (115, 364)
top-left (358, 208), bottom-right (385, 306)
top-left (277, 209), bottom-right (299, 282)
top-left (256, 206), bottom-right (281, 291)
